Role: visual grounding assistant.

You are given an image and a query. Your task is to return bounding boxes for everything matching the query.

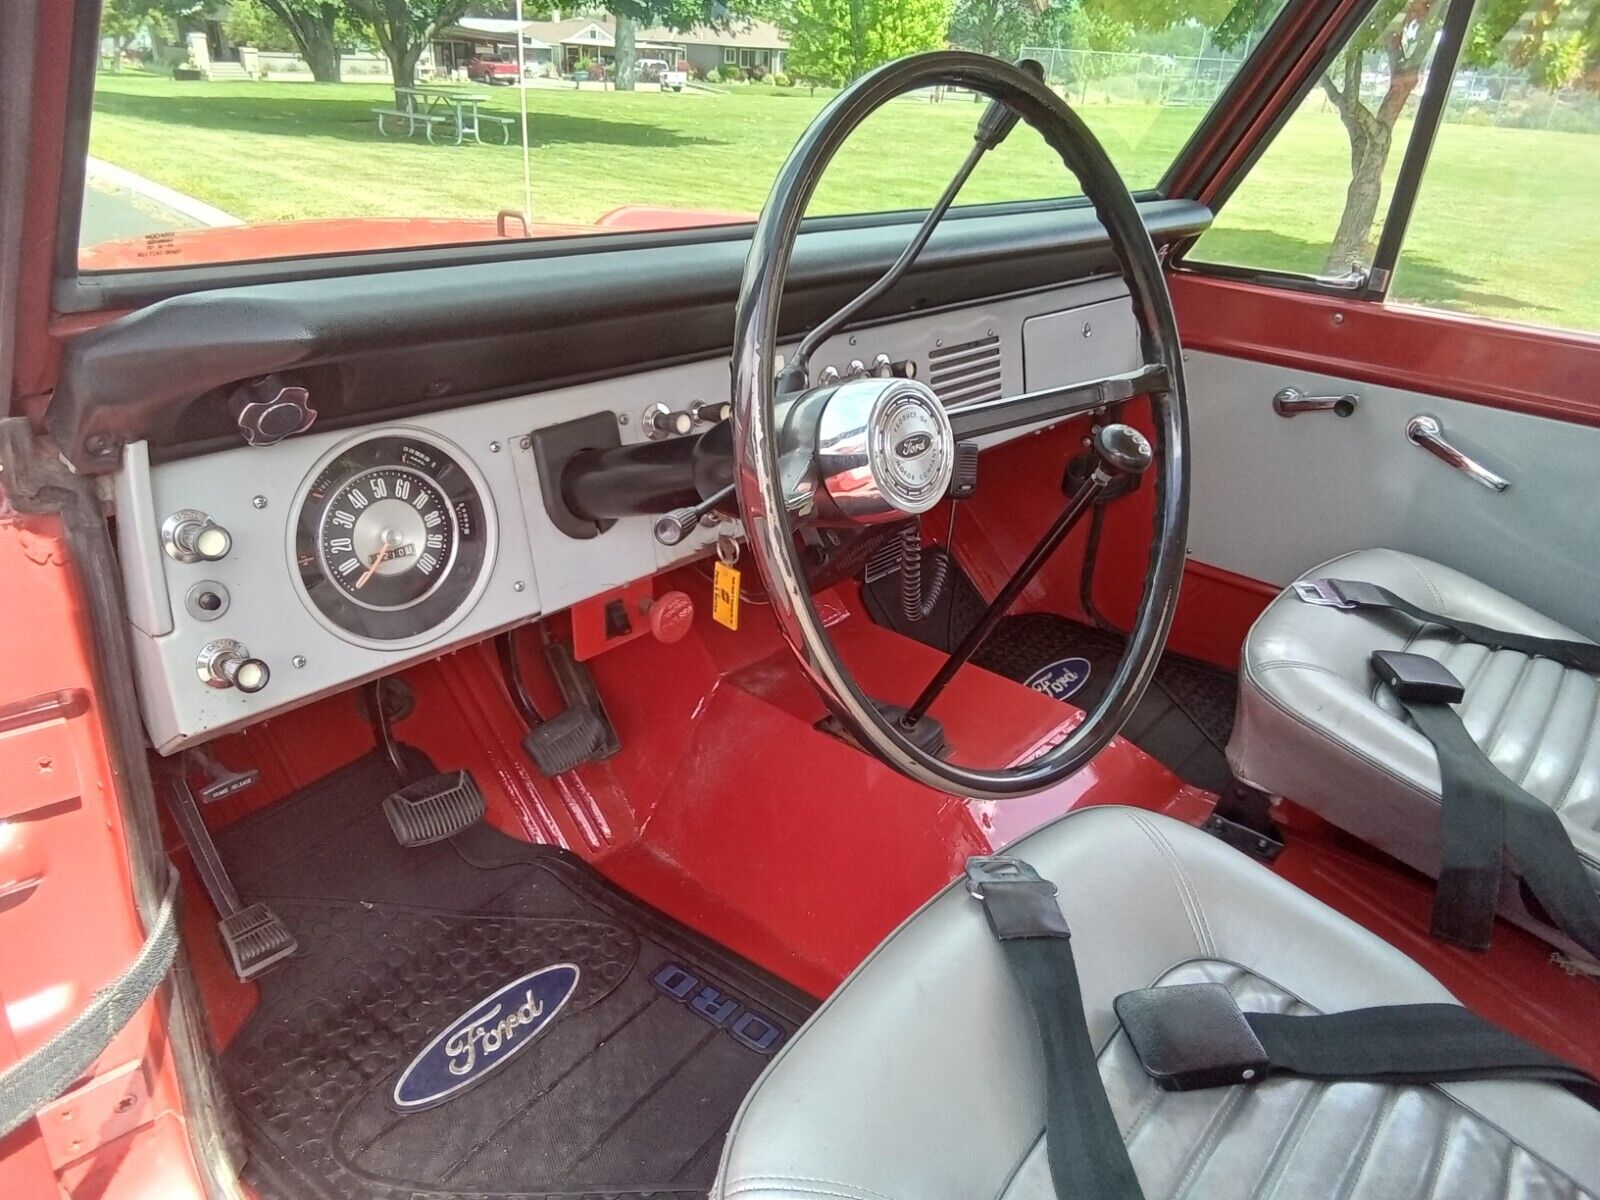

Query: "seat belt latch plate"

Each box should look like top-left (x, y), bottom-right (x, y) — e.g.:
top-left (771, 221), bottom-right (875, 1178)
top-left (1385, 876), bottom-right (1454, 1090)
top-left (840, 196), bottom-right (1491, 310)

top-left (1293, 578), bottom-right (1357, 609)
top-left (964, 856), bottom-right (1068, 940)
top-left (1115, 983), bottom-right (1270, 1092)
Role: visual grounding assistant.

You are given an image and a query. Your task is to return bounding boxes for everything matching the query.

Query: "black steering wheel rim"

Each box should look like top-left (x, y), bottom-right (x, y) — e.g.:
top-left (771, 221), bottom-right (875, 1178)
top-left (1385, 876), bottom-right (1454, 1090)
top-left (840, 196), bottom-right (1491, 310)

top-left (731, 52), bottom-right (1190, 800)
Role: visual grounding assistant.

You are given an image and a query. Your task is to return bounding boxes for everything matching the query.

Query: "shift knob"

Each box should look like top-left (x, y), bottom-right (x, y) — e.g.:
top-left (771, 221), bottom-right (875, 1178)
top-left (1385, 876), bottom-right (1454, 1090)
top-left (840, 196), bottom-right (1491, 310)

top-left (1092, 424), bottom-right (1153, 476)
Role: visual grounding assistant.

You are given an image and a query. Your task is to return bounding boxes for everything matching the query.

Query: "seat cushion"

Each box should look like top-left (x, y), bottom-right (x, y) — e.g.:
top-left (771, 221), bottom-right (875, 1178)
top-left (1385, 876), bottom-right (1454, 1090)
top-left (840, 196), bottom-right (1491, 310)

top-left (1228, 548), bottom-right (1600, 915)
top-left (715, 807), bottom-right (1598, 1200)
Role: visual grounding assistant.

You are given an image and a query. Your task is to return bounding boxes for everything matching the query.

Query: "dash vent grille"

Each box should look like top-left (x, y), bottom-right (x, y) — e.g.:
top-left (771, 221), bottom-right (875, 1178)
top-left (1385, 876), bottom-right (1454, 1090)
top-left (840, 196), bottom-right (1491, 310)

top-left (928, 335), bottom-right (1003, 408)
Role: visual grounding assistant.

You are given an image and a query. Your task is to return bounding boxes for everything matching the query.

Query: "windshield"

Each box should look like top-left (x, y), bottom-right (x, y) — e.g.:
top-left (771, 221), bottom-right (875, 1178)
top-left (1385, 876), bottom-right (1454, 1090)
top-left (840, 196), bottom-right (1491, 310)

top-left (78, 0), bottom-right (1287, 272)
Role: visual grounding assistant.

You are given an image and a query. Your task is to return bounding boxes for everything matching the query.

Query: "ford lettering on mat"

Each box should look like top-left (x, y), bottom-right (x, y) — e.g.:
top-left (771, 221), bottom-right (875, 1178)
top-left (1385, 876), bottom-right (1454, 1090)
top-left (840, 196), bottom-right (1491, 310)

top-left (392, 963), bottom-right (580, 1110)
top-left (1023, 656), bottom-right (1092, 702)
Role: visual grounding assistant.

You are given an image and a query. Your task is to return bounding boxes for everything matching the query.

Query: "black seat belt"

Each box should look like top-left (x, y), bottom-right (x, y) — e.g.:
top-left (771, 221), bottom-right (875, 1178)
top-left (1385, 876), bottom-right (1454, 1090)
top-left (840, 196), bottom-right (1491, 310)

top-left (966, 856), bottom-right (1146, 1200)
top-left (1371, 650), bottom-right (1600, 959)
top-left (968, 854), bottom-right (1600, 1200)
top-left (1295, 578), bottom-right (1600, 673)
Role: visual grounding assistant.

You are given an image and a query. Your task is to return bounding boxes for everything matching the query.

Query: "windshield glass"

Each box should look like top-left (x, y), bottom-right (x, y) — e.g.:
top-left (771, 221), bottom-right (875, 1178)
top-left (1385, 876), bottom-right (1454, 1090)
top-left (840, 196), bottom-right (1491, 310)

top-left (78, 0), bottom-right (1287, 272)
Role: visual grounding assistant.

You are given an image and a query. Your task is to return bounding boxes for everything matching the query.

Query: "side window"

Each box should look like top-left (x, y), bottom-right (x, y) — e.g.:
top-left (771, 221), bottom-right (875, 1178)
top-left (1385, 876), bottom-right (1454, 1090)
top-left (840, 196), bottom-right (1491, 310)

top-left (1389, 0), bottom-right (1600, 334)
top-left (1186, 0), bottom-right (1458, 283)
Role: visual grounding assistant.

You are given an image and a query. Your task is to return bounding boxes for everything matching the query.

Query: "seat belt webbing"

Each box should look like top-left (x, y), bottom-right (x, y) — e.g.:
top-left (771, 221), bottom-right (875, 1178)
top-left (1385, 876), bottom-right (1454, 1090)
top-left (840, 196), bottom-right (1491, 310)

top-left (967, 856), bottom-right (1146, 1200)
top-left (1247, 1003), bottom-right (1600, 1109)
top-left (1304, 578), bottom-right (1600, 673)
top-left (1400, 697), bottom-right (1600, 959)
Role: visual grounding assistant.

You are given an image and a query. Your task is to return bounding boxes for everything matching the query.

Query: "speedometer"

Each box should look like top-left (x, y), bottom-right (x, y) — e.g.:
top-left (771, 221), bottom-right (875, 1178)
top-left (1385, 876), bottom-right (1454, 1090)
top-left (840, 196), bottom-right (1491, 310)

top-left (293, 433), bottom-right (492, 645)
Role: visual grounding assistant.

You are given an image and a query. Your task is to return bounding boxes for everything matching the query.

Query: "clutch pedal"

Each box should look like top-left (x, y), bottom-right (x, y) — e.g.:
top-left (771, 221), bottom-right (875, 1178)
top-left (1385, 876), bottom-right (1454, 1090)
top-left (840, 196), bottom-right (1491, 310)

top-left (367, 678), bottom-right (487, 847)
top-left (383, 769), bottom-right (487, 847)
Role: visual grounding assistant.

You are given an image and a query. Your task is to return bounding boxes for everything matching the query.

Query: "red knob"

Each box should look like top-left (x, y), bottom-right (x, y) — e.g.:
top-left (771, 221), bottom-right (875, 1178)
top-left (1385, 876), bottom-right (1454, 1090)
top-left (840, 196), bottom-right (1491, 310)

top-left (646, 590), bottom-right (694, 644)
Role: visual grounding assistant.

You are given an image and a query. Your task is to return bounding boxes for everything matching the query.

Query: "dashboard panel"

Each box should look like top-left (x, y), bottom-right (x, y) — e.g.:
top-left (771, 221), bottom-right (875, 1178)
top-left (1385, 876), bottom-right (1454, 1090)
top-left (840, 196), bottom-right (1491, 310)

top-left (115, 277), bottom-right (1139, 752)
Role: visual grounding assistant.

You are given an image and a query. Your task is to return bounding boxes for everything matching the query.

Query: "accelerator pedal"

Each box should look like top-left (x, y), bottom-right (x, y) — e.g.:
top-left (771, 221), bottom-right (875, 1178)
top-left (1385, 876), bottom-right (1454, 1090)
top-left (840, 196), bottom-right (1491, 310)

top-left (383, 769), bottom-right (486, 847)
top-left (524, 709), bottom-right (609, 776)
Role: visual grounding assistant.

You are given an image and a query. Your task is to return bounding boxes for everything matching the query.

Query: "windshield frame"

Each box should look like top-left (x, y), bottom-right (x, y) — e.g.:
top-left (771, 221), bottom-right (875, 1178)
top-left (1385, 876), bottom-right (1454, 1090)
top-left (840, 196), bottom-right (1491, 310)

top-left (53, 0), bottom-right (1326, 314)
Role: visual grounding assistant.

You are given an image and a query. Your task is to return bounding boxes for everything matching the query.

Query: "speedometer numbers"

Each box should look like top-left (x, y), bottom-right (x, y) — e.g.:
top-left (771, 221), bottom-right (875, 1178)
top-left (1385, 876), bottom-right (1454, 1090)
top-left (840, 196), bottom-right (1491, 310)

top-left (295, 435), bottom-right (489, 643)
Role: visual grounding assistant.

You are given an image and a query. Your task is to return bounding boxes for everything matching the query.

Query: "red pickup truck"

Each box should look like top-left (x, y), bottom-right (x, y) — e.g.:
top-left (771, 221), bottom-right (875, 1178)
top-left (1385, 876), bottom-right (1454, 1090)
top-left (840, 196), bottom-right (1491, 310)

top-left (465, 54), bottom-right (520, 84)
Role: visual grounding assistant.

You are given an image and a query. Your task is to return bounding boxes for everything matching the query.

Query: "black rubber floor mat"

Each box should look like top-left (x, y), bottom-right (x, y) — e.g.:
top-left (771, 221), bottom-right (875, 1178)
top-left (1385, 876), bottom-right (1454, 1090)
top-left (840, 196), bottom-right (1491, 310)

top-left (971, 612), bottom-right (1238, 791)
top-left (214, 750), bottom-right (814, 1200)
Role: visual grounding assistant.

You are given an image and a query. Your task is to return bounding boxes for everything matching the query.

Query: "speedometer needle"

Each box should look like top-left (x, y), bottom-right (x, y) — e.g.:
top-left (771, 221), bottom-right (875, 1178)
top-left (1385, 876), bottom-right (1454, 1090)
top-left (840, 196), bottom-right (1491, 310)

top-left (355, 543), bottom-right (392, 590)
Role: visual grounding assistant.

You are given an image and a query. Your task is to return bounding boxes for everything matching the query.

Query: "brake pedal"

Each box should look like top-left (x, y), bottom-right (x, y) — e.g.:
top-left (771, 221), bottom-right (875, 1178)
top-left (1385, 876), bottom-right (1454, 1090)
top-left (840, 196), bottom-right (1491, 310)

top-left (383, 769), bottom-right (487, 847)
top-left (164, 774), bottom-right (297, 981)
top-left (524, 709), bottom-right (608, 776)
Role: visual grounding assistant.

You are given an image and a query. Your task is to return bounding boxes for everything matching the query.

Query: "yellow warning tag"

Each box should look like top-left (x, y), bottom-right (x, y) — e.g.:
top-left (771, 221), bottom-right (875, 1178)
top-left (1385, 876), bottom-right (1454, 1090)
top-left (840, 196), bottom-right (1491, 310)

top-left (712, 559), bottom-right (742, 631)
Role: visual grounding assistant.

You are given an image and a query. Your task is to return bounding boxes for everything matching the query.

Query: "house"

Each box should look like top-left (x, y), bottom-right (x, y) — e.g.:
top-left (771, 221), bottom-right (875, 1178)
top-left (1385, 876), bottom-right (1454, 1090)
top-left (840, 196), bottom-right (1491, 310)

top-left (439, 14), bottom-right (788, 79)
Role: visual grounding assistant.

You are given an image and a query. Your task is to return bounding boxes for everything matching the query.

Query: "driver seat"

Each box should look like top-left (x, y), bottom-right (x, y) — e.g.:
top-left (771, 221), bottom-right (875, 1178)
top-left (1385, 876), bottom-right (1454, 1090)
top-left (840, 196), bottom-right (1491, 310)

top-left (714, 808), bottom-right (1598, 1199)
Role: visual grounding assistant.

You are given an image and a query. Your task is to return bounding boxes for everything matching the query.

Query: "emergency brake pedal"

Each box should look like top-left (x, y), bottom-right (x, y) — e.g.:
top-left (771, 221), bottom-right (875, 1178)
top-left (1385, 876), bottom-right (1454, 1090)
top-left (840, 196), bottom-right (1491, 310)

top-left (181, 744), bottom-right (261, 804)
top-left (163, 774), bottom-right (298, 981)
top-left (366, 679), bottom-right (486, 847)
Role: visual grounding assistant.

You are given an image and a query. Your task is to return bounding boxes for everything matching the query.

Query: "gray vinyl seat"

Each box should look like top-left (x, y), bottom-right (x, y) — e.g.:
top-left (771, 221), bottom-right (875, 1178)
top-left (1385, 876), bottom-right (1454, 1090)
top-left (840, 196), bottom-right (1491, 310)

top-left (715, 807), bottom-right (1598, 1200)
top-left (1228, 547), bottom-right (1600, 955)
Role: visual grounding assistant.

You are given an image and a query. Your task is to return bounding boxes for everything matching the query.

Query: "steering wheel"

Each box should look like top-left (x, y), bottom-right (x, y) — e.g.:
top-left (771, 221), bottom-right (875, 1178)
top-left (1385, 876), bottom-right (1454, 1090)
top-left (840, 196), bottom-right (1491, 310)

top-left (730, 52), bottom-right (1190, 800)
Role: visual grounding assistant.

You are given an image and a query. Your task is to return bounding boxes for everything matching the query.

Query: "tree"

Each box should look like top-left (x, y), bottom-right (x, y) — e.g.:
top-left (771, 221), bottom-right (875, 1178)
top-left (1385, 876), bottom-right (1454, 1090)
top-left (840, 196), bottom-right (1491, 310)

top-left (100, 0), bottom-right (194, 70)
top-left (949, 0), bottom-right (1043, 59)
top-left (785, 0), bottom-right (953, 83)
top-left (258, 1), bottom-right (349, 83)
top-left (608, 0), bottom-right (753, 92)
top-left (347, 0), bottom-right (472, 95)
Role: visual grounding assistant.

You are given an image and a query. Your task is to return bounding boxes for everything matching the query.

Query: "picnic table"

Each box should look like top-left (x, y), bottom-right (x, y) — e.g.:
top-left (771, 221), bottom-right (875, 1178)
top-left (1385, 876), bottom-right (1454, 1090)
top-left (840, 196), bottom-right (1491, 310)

top-left (372, 87), bottom-right (515, 146)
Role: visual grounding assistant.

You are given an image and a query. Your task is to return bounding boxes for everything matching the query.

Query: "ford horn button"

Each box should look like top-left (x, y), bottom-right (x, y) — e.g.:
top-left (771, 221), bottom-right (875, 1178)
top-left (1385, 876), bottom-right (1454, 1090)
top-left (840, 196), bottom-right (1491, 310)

top-left (391, 962), bottom-right (580, 1111)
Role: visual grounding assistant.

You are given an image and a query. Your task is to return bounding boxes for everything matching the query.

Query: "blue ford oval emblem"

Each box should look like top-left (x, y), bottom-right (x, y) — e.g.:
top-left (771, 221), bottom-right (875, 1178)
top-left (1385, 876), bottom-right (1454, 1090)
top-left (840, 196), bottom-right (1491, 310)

top-left (895, 432), bottom-right (933, 459)
top-left (1023, 656), bottom-right (1092, 702)
top-left (392, 963), bottom-right (579, 1111)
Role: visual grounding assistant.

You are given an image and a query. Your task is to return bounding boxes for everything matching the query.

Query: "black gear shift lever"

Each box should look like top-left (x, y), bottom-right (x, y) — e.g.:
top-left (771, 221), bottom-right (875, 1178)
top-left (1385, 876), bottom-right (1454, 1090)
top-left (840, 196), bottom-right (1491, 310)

top-left (900, 423), bottom-right (1152, 729)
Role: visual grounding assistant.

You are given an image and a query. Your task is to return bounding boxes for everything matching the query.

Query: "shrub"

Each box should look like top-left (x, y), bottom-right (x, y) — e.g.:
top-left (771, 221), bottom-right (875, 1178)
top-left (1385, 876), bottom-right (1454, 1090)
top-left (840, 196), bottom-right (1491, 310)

top-left (772, 72), bottom-right (791, 88)
top-left (748, 63), bottom-right (767, 80)
top-left (719, 65), bottom-right (744, 82)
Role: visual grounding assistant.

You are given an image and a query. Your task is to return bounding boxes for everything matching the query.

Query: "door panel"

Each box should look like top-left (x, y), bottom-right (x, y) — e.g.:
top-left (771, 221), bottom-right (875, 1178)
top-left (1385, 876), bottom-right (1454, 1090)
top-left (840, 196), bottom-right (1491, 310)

top-left (1185, 350), bottom-right (1600, 641)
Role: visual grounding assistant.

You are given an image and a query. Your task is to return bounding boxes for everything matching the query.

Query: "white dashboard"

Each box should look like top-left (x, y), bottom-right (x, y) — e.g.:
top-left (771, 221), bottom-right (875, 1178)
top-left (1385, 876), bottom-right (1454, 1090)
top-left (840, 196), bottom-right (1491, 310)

top-left (114, 277), bottom-right (1140, 753)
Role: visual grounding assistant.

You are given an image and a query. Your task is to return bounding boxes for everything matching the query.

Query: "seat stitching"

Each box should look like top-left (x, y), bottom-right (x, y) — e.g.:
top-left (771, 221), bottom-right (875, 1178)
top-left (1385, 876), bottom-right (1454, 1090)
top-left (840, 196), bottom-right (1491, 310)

top-left (1496, 1141), bottom-right (1517, 1200)
top-left (730, 1177), bottom-right (900, 1200)
top-left (1170, 1085), bottom-right (1250, 1199)
top-left (1419, 1102), bottom-right (1455, 1200)
top-left (1129, 811), bottom-right (1215, 956)
top-left (1395, 554), bottom-right (1450, 614)
top-left (1551, 673), bottom-right (1600, 814)
top-left (1339, 1086), bottom-right (1399, 1200)
top-left (1482, 652), bottom-right (1537, 765)
top-left (725, 1182), bottom-right (902, 1200)
top-left (1253, 1082), bottom-right (1327, 1200)
top-left (1510, 661), bottom-right (1576, 790)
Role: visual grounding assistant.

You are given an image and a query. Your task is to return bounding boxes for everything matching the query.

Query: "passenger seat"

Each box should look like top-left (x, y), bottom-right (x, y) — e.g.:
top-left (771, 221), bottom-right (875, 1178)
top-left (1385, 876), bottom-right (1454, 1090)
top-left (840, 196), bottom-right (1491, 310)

top-left (1228, 547), bottom-right (1600, 958)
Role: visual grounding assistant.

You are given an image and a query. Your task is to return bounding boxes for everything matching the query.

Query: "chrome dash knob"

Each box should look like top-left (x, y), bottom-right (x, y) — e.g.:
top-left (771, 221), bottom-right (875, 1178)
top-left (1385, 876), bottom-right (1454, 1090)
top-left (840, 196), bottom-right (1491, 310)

top-left (197, 639), bottom-right (270, 693)
top-left (162, 509), bottom-right (233, 563)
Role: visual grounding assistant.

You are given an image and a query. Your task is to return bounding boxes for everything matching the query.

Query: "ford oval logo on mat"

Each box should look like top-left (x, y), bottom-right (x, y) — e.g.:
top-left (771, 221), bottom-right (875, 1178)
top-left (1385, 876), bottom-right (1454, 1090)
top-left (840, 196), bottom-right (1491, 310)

top-left (392, 963), bottom-right (579, 1111)
top-left (1024, 656), bottom-right (1092, 702)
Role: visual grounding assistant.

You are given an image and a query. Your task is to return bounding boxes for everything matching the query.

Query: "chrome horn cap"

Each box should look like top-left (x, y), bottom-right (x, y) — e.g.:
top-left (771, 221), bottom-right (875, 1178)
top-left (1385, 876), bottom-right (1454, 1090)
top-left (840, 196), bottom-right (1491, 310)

top-left (815, 377), bottom-right (954, 523)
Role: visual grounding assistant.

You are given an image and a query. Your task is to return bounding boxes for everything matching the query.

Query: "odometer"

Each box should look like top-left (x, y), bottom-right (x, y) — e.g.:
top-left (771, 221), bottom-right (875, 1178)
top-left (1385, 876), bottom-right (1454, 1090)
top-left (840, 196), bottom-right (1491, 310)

top-left (294, 433), bottom-right (492, 645)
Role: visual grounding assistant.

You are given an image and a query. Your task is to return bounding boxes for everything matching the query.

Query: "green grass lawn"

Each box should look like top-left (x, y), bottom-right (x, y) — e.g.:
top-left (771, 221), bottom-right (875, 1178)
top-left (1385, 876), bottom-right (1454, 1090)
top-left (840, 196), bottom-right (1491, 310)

top-left (86, 72), bottom-right (1600, 333)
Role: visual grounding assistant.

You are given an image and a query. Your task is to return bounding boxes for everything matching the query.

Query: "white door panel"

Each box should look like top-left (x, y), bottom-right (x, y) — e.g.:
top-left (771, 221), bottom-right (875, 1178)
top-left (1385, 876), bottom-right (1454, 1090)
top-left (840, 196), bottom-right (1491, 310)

top-left (1185, 350), bottom-right (1600, 641)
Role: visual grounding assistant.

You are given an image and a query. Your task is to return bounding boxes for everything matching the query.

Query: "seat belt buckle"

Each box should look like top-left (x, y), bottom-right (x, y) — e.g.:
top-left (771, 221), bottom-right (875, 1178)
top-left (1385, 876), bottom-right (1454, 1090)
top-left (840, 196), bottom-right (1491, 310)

top-left (1114, 983), bottom-right (1269, 1091)
top-left (1371, 650), bottom-right (1466, 704)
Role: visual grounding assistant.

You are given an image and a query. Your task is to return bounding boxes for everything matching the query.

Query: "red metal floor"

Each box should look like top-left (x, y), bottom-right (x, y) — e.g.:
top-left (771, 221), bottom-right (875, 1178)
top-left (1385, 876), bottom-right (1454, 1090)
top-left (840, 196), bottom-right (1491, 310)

top-left (174, 566), bottom-right (1600, 1078)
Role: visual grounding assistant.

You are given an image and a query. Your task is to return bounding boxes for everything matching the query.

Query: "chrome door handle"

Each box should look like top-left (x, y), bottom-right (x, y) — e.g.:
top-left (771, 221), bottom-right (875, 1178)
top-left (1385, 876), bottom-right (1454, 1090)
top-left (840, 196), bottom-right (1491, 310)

top-left (1273, 387), bottom-right (1358, 417)
top-left (1405, 415), bottom-right (1509, 492)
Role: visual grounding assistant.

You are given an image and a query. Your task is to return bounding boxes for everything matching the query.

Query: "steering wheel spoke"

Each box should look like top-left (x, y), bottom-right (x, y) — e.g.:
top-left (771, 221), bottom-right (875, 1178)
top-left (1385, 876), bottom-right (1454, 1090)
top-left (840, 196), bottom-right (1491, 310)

top-left (946, 363), bottom-right (1170, 441)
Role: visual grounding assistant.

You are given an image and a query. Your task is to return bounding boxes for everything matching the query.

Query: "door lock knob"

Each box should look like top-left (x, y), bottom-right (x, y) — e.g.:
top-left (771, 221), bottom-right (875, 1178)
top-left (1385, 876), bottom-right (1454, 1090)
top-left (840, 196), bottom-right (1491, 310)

top-left (163, 509), bottom-right (233, 563)
top-left (197, 639), bottom-right (270, 693)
